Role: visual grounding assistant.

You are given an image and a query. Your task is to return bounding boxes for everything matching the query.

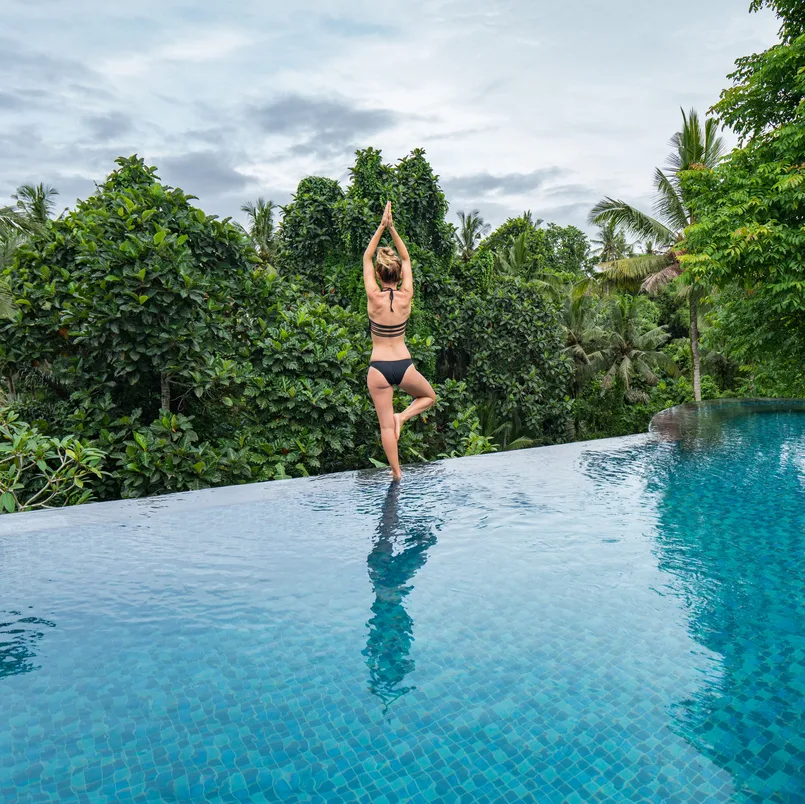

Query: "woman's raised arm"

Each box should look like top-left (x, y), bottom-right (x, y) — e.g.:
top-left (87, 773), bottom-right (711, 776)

top-left (362, 201), bottom-right (390, 296)
top-left (387, 206), bottom-right (413, 294)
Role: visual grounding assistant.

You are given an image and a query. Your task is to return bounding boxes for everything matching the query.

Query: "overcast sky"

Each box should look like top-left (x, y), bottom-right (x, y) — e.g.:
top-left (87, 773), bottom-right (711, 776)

top-left (1, 0), bottom-right (780, 234)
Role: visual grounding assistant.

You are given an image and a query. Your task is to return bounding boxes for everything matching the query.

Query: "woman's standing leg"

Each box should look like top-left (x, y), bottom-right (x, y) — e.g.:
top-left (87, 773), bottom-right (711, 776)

top-left (396, 366), bottom-right (436, 435)
top-left (367, 368), bottom-right (403, 481)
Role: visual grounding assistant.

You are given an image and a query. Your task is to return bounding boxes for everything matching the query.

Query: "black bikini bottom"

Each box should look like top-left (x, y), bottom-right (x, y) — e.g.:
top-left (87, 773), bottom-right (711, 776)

top-left (369, 358), bottom-right (413, 386)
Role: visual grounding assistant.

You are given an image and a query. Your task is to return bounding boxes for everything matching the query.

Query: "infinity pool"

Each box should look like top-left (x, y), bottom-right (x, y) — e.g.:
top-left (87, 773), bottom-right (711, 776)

top-left (2, 402), bottom-right (805, 802)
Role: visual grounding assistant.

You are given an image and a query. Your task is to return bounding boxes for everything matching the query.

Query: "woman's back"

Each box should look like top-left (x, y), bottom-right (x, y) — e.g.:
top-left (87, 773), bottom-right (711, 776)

top-left (368, 287), bottom-right (411, 359)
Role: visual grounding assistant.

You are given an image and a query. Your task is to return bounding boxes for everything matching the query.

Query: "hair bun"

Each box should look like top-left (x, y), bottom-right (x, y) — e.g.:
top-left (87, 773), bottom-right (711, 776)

top-left (376, 246), bottom-right (403, 283)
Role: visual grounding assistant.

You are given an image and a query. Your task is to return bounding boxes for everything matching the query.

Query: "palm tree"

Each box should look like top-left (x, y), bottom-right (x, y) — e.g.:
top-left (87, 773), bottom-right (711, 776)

top-left (599, 296), bottom-right (678, 403)
top-left (562, 294), bottom-right (607, 395)
top-left (476, 397), bottom-right (538, 451)
top-left (494, 231), bottom-right (529, 275)
top-left (494, 233), bottom-right (564, 299)
top-left (241, 198), bottom-right (277, 269)
top-left (12, 184), bottom-right (60, 231)
top-left (0, 186), bottom-right (60, 323)
top-left (0, 230), bottom-right (25, 321)
top-left (589, 108), bottom-right (725, 401)
top-left (455, 209), bottom-right (491, 262)
top-left (591, 221), bottom-right (632, 264)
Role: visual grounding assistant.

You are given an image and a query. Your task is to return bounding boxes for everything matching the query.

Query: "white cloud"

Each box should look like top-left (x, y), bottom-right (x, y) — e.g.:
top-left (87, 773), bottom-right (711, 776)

top-left (0, 0), bottom-right (783, 233)
top-left (102, 30), bottom-right (254, 78)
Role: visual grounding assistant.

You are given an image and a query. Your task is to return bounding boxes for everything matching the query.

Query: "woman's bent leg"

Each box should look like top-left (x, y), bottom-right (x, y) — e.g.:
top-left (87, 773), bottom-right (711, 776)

top-left (397, 366), bottom-right (437, 428)
top-left (367, 367), bottom-right (403, 481)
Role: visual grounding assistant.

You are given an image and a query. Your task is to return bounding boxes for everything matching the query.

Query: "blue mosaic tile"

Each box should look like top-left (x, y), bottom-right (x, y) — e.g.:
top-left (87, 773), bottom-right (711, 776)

top-left (1, 413), bottom-right (805, 801)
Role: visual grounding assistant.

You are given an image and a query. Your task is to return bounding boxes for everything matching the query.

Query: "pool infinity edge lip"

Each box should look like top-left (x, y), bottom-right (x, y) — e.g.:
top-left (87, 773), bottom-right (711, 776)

top-left (0, 431), bottom-right (653, 535)
top-left (649, 397), bottom-right (805, 442)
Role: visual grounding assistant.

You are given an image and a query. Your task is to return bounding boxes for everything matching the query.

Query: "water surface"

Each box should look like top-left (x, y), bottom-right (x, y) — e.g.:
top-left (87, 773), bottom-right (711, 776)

top-left (2, 407), bottom-right (804, 802)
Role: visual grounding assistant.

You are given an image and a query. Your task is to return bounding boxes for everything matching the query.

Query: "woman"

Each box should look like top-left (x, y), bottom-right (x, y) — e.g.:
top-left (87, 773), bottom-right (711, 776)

top-left (364, 201), bottom-right (436, 481)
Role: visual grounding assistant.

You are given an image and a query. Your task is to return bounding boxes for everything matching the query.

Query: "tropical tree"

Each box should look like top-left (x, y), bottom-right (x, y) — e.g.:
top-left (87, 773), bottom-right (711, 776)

top-left (493, 231), bottom-right (530, 275)
top-left (241, 197), bottom-right (277, 270)
top-left (12, 184), bottom-right (60, 230)
top-left (589, 108), bottom-right (726, 400)
top-left (591, 221), bottom-right (632, 264)
top-left (682, 0), bottom-right (805, 379)
top-left (599, 296), bottom-right (678, 402)
top-left (562, 295), bottom-right (606, 395)
top-left (0, 185), bottom-right (62, 323)
top-left (455, 209), bottom-right (491, 262)
top-left (493, 233), bottom-right (565, 300)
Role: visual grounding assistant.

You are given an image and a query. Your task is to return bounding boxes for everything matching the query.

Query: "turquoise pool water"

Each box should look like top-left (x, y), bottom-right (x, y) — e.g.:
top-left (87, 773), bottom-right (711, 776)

top-left (2, 404), bottom-right (805, 802)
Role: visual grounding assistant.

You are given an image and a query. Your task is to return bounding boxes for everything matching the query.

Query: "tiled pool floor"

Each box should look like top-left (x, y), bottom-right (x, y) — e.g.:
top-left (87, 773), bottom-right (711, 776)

top-left (2, 412), bottom-right (805, 802)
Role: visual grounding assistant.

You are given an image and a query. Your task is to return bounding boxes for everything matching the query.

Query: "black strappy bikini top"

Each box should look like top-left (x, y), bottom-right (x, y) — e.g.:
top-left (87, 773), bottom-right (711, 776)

top-left (369, 287), bottom-right (408, 338)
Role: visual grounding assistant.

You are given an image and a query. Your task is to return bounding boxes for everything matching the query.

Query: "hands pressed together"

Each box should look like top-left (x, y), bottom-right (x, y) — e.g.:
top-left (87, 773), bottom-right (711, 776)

top-left (381, 201), bottom-right (394, 230)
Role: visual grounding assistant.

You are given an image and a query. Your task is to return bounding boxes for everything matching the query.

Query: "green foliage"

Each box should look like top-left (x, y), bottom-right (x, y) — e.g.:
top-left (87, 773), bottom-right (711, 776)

top-left (442, 277), bottom-right (573, 441)
top-left (392, 149), bottom-right (454, 260)
top-left (3, 156), bottom-right (256, 419)
top-left (241, 198), bottom-right (278, 270)
top-left (2, 143), bottom-right (700, 510)
top-left (713, 10), bottom-right (805, 139)
top-left (454, 209), bottom-right (491, 263)
top-left (0, 410), bottom-right (106, 511)
top-left (477, 213), bottom-right (591, 281)
top-left (117, 411), bottom-right (224, 498)
top-left (684, 2), bottom-right (805, 380)
top-left (240, 283), bottom-right (375, 474)
top-left (0, 279), bottom-right (14, 321)
top-left (279, 176), bottom-right (345, 275)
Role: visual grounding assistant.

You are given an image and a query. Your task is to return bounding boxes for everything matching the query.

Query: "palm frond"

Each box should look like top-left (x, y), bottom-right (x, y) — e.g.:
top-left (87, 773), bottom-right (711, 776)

top-left (503, 436), bottom-right (538, 451)
top-left (12, 183), bottom-right (59, 226)
top-left (652, 169), bottom-right (689, 232)
top-left (0, 279), bottom-right (16, 320)
top-left (0, 229), bottom-right (26, 272)
top-left (597, 253), bottom-right (675, 288)
top-left (0, 205), bottom-right (26, 235)
top-left (634, 357), bottom-right (660, 386)
top-left (652, 352), bottom-right (681, 377)
top-left (702, 116), bottom-right (727, 166)
top-left (634, 325), bottom-right (671, 351)
top-left (664, 109), bottom-right (726, 176)
top-left (589, 197), bottom-right (675, 244)
top-left (640, 260), bottom-right (683, 294)
top-left (455, 209), bottom-right (491, 261)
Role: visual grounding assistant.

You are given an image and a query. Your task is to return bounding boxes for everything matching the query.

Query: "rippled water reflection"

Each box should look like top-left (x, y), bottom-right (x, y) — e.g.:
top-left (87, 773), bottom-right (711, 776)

top-left (1, 407), bottom-right (804, 802)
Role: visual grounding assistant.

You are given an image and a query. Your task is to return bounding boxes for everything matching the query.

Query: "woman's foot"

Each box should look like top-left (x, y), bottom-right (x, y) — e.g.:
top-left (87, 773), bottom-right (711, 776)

top-left (392, 468), bottom-right (403, 482)
top-left (393, 413), bottom-right (402, 441)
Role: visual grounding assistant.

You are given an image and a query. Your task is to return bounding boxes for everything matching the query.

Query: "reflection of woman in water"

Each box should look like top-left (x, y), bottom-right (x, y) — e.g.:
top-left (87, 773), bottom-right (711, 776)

top-left (362, 482), bottom-right (438, 711)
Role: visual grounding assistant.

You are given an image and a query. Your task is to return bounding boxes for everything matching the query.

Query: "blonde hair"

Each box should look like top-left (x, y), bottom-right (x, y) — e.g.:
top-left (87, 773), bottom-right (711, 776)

top-left (376, 247), bottom-right (402, 284)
